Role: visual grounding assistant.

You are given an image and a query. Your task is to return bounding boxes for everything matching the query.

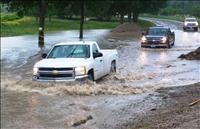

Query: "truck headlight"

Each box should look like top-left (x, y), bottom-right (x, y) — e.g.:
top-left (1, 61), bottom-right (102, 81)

top-left (161, 37), bottom-right (167, 43)
top-left (141, 36), bottom-right (147, 42)
top-left (75, 66), bottom-right (86, 76)
top-left (33, 67), bottom-right (38, 75)
top-left (184, 23), bottom-right (187, 26)
top-left (196, 22), bottom-right (199, 26)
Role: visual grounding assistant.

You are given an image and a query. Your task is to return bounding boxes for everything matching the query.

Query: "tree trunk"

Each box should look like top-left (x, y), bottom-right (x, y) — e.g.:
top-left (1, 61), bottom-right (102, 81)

top-left (38, 0), bottom-right (46, 48)
top-left (132, 13), bottom-right (138, 22)
top-left (79, 0), bottom-right (84, 39)
top-left (120, 13), bottom-right (124, 24)
top-left (128, 12), bottom-right (131, 23)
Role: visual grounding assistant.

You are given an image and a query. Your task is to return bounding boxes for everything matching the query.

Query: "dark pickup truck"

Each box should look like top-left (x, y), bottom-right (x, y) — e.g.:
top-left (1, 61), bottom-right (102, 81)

top-left (141, 26), bottom-right (175, 48)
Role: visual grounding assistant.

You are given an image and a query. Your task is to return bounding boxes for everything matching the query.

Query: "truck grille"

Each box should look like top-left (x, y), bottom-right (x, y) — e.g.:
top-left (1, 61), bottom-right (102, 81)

top-left (146, 37), bottom-right (161, 41)
top-left (38, 67), bottom-right (75, 80)
top-left (187, 23), bottom-right (196, 26)
top-left (39, 68), bottom-right (73, 71)
top-left (148, 41), bottom-right (160, 44)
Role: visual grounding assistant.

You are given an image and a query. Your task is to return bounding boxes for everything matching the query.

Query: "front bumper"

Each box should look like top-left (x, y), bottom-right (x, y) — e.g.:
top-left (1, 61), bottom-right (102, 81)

top-left (183, 26), bottom-right (198, 30)
top-left (141, 42), bottom-right (168, 48)
top-left (32, 75), bottom-right (88, 82)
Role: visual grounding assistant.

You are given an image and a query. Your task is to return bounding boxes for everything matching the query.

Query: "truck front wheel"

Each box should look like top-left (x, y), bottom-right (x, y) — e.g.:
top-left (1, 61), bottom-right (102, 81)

top-left (87, 70), bottom-right (94, 81)
top-left (110, 61), bottom-right (116, 73)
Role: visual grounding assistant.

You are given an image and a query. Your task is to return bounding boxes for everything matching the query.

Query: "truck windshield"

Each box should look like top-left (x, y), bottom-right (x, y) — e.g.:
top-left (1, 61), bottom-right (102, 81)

top-left (47, 45), bottom-right (90, 58)
top-left (147, 28), bottom-right (168, 36)
top-left (185, 19), bottom-right (196, 22)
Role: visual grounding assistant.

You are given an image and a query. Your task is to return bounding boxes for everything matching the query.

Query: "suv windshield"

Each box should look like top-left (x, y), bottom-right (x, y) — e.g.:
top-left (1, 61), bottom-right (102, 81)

top-left (47, 45), bottom-right (90, 58)
top-left (147, 28), bottom-right (168, 36)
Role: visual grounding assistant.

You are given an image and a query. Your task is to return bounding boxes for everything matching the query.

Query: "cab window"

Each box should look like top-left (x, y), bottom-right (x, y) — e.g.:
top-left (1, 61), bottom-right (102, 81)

top-left (92, 44), bottom-right (99, 53)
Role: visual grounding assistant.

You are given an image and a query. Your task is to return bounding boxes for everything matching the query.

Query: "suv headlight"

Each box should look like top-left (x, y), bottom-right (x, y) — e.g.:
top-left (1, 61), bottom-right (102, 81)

top-left (33, 67), bottom-right (38, 75)
top-left (75, 66), bottom-right (86, 76)
top-left (161, 37), bottom-right (167, 43)
top-left (141, 36), bottom-right (147, 42)
top-left (196, 22), bottom-right (199, 26)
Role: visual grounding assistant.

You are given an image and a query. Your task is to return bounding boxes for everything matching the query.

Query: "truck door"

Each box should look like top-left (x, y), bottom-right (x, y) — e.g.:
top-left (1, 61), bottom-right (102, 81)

top-left (92, 44), bottom-right (104, 79)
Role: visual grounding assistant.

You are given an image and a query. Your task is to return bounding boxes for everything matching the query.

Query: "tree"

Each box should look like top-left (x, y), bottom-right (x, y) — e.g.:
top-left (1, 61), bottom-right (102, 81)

top-left (79, 0), bottom-right (84, 39)
top-left (111, 0), bottom-right (128, 24)
top-left (86, 0), bottom-right (113, 21)
top-left (38, 0), bottom-right (46, 47)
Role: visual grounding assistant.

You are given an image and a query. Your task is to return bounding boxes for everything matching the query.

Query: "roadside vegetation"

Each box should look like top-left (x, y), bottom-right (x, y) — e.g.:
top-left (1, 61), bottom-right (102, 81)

top-left (137, 19), bottom-right (155, 29)
top-left (1, 0), bottom-right (166, 39)
top-left (141, 0), bottom-right (200, 27)
top-left (1, 13), bottom-right (154, 37)
top-left (1, 13), bottom-right (120, 37)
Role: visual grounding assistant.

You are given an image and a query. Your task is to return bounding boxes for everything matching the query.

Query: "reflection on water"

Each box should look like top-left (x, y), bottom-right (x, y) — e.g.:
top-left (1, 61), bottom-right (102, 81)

top-left (159, 51), bottom-right (167, 61)
top-left (138, 51), bottom-right (147, 65)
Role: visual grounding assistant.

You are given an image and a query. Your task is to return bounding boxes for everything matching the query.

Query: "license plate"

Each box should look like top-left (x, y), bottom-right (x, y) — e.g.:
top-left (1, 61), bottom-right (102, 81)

top-left (151, 45), bottom-right (156, 47)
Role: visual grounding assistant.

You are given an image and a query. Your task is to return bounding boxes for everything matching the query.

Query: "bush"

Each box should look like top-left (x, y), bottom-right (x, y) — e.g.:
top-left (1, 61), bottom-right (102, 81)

top-left (1, 13), bottom-right (20, 22)
top-left (190, 6), bottom-right (200, 17)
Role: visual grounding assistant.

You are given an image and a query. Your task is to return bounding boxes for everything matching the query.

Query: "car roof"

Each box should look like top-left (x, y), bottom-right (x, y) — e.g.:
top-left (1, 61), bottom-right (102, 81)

top-left (55, 41), bottom-right (96, 46)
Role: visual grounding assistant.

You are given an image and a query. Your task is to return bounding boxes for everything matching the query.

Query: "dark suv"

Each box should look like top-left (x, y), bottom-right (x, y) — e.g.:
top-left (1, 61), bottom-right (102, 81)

top-left (141, 26), bottom-right (175, 48)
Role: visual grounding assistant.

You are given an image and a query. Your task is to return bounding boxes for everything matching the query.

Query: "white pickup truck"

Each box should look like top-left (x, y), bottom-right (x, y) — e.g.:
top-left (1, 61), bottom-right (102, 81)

top-left (32, 41), bottom-right (118, 81)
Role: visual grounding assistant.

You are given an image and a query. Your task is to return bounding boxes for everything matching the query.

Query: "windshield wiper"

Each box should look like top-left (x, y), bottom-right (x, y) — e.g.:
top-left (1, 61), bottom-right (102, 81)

top-left (66, 46), bottom-right (78, 57)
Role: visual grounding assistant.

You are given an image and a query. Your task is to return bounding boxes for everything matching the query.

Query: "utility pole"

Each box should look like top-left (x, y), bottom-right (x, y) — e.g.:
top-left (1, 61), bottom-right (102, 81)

top-left (79, 0), bottom-right (84, 39)
top-left (38, 0), bottom-right (46, 48)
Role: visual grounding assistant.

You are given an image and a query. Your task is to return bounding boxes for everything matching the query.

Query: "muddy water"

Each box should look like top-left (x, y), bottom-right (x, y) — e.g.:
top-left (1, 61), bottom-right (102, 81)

top-left (1, 19), bottom-right (200, 129)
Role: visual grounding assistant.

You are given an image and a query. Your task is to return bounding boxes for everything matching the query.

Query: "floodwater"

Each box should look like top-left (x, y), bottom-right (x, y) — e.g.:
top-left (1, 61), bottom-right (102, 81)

top-left (1, 29), bottom-right (110, 69)
top-left (1, 18), bottom-right (200, 129)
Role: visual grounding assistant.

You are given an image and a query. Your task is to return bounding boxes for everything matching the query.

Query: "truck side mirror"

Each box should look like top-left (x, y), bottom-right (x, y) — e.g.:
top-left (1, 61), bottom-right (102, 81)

top-left (93, 52), bottom-right (103, 58)
top-left (41, 53), bottom-right (47, 58)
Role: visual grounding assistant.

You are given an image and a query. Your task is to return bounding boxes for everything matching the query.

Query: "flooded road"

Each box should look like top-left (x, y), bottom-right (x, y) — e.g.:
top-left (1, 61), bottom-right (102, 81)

top-left (1, 29), bottom-right (110, 69)
top-left (1, 18), bottom-right (200, 129)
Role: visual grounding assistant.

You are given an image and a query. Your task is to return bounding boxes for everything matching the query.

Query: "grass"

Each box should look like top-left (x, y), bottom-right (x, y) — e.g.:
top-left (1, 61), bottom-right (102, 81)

top-left (1, 13), bottom-right (155, 37)
top-left (138, 19), bottom-right (156, 29)
top-left (141, 14), bottom-right (200, 27)
top-left (1, 14), bottom-right (120, 37)
top-left (1, 13), bottom-right (20, 22)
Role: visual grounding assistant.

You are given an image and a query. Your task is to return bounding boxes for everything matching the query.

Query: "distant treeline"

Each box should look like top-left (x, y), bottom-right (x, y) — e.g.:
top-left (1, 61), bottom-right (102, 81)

top-left (158, 0), bottom-right (200, 17)
top-left (0, 0), bottom-right (167, 23)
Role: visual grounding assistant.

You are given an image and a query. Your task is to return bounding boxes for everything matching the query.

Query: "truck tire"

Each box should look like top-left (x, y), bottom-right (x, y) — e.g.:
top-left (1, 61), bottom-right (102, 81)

top-left (172, 39), bottom-right (175, 46)
top-left (110, 61), bottom-right (116, 73)
top-left (87, 71), bottom-right (94, 81)
top-left (195, 28), bottom-right (198, 32)
top-left (167, 42), bottom-right (171, 48)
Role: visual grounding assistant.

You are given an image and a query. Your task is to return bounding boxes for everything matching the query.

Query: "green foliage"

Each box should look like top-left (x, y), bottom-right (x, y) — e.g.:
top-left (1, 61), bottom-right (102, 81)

top-left (158, 0), bottom-right (200, 18)
top-left (138, 19), bottom-right (156, 29)
top-left (1, 13), bottom-right (20, 22)
top-left (1, 16), bottom-right (120, 37)
top-left (159, 7), bottom-right (183, 15)
top-left (190, 6), bottom-right (200, 17)
top-left (142, 14), bottom-right (185, 21)
top-left (86, 0), bottom-right (113, 21)
top-left (4, 0), bottom-right (168, 23)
